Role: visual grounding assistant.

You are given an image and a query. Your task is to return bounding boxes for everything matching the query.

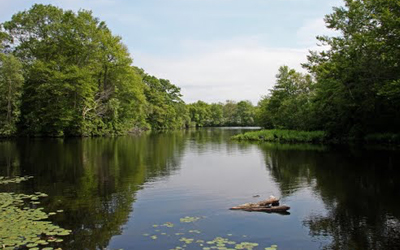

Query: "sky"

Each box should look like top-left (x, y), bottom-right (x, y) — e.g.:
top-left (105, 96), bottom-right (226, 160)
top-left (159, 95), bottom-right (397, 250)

top-left (0, 0), bottom-right (342, 104)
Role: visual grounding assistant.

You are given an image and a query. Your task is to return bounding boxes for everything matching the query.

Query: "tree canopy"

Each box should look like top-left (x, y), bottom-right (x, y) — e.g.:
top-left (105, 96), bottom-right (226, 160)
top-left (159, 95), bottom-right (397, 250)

top-left (257, 0), bottom-right (400, 139)
top-left (0, 53), bottom-right (24, 136)
top-left (188, 100), bottom-right (256, 127)
top-left (0, 4), bottom-right (194, 136)
top-left (1, 4), bottom-right (148, 136)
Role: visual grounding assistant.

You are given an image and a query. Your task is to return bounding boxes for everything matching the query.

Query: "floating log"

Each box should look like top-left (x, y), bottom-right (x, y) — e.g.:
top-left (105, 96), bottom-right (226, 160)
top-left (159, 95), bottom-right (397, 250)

top-left (230, 196), bottom-right (280, 210)
top-left (238, 205), bottom-right (290, 213)
top-left (230, 196), bottom-right (290, 213)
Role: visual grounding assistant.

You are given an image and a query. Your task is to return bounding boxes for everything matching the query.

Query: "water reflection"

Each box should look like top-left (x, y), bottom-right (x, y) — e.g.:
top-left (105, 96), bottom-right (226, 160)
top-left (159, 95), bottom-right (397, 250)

top-left (1, 130), bottom-right (400, 250)
top-left (259, 143), bottom-right (400, 249)
top-left (0, 133), bottom-right (186, 249)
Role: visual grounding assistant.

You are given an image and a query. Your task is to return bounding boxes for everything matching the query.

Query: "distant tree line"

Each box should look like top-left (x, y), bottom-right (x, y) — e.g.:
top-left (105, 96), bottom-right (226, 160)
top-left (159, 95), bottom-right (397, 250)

top-left (188, 100), bottom-right (256, 127)
top-left (256, 0), bottom-right (400, 139)
top-left (0, 4), bottom-right (256, 137)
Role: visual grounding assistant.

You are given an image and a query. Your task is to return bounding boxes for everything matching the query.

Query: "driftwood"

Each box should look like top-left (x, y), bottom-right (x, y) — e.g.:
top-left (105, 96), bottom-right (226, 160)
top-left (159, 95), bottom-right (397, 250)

top-left (234, 205), bottom-right (290, 213)
top-left (230, 196), bottom-right (290, 213)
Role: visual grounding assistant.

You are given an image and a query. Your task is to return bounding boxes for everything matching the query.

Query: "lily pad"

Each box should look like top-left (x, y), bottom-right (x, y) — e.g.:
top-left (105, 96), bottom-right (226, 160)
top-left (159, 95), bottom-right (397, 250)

top-left (180, 216), bottom-right (202, 223)
top-left (0, 176), bottom-right (71, 249)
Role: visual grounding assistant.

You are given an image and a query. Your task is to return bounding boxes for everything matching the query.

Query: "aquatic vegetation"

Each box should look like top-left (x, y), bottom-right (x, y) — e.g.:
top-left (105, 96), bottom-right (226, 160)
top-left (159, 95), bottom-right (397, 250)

top-left (179, 237), bottom-right (194, 244)
top-left (0, 176), bottom-right (71, 249)
top-left (144, 218), bottom-right (278, 250)
top-left (162, 222), bottom-right (175, 228)
top-left (0, 175), bottom-right (33, 185)
top-left (180, 216), bottom-right (202, 223)
top-left (234, 241), bottom-right (259, 249)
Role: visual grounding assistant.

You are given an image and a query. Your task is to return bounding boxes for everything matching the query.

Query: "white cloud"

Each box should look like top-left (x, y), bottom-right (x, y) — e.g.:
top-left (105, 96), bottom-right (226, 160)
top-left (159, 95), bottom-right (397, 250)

top-left (130, 15), bottom-right (342, 105)
top-left (134, 38), bottom-right (309, 104)
top-left (296, 18), bottom-right (339, 47)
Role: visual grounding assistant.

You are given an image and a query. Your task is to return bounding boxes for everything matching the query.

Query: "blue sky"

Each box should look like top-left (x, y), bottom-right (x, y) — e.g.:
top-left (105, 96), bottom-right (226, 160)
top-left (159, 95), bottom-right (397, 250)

top-left (1, 0), bottom-right (342, 103)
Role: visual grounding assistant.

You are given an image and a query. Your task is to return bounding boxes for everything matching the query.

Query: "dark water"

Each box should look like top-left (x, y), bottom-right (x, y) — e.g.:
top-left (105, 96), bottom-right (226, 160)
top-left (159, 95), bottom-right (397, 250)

top-left (1, 128), bottom-right (400, 250)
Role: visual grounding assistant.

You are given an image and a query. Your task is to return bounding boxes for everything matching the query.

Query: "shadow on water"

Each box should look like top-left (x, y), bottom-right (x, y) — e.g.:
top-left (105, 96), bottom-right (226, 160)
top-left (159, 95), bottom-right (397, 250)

top-left (256, 142), bottom-right (400, 250)
top-left (0, 133), bottom-right (186, 250)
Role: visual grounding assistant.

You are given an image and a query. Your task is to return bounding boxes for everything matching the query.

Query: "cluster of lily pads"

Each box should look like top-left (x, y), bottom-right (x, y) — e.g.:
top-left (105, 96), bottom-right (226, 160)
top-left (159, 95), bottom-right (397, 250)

top-left (143, 216), bottom-right (278, 250)
top-left (0, 176), bottom-right (33, 185)
top-left (179, 216), bottom-right (203, 223)
top-left (0, 176), bottom-right (71, 250)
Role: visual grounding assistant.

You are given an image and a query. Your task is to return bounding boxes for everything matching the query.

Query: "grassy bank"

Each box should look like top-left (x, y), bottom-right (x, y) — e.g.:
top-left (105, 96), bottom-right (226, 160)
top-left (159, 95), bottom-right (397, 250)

top-left (232, 129), bottom-right (327, 143)
top-left (233, 130), bottom-right (400, 145)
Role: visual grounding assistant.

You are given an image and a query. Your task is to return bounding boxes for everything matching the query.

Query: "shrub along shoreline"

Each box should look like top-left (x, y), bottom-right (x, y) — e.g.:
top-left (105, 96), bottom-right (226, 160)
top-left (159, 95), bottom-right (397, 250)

top-left (232, 130), bottom-right (400, 145)
top-left (232, 130), bottom-right (327, 143)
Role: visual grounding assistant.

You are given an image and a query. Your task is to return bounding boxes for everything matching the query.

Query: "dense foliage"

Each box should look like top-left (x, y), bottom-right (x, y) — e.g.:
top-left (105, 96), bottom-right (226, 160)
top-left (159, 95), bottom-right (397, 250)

top-left (0, 53), bottom-right (23, 136)
top-left (0, 4), bottom-right (149, 136)
top-left (188, 100), bottom-right (256, 127)
top-left (139, 70), bottom-right (190, 130)
top-left (256, 66), bottom-right (314, 131)
top-left (257, 0), bottom-right (400, 139)
top-left (0, 4), bottom-right (257, 137)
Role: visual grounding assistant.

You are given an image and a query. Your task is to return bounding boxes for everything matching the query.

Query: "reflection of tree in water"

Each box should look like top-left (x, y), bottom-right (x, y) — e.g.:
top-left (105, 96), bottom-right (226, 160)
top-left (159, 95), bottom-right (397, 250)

top-left (0, 133), bottom-right (186, 250)
top-left (260, 144), bottom-right (400, 249)
top-left (260, 143), bottom-right (327, 196)
top-left (187, 128), bottom-right (255, 154)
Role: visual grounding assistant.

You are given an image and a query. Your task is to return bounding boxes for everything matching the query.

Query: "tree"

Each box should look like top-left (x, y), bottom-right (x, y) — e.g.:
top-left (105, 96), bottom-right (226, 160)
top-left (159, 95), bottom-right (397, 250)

top-left (304, 0), bottom-right (400, 136)
top-left (141, 72), bottom-right (188, 130)
top-left (0, 53), bottom-right (24, 136)
top-left (223, 100), bottom-right (238, 125)
top-left (2, 4), bottom-right (147, 136)
top-left (255, 96), bottom-right (273, 129)
top-left (236, 101), bottom-right (256, 126)
top-left (187, 100), bottom-right (256, 127)
top-left (188, 101), bottom-right (211, 127)
top-left (209, 103), bottom-right (224, 126)
top-left (258, 66), bottom-right (314, 130)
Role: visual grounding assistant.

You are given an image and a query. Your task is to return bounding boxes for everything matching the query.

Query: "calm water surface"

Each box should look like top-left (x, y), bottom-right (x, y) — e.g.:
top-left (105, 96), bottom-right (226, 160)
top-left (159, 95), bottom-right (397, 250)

top-left (0, 128), bottom-right (400, 250)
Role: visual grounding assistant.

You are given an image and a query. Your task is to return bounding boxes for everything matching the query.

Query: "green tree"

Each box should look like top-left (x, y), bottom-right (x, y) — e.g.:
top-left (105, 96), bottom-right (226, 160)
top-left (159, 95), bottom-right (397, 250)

top-left (304, 0), bottom-right (400, 136)
top-left (0, 53), bottom-right (24, 136)
top-left (2, 4), bottom-right (147, 136)
top-left (256, 96), bottom-right (273, 129)
top-left (236, 100), bottom-right (256, 126)
top-left (222, 100), bottom-right (238, 125)
top-left (188, 101), bottom-right (211, 127)
top-left (187, 100), bottom-right (256, 127)
top-left (209, 103), bottom-right (224, 126)
top-left (141, 72), bottom-right (188, 130)
top-left (259, 66), bottom-right (314, 130)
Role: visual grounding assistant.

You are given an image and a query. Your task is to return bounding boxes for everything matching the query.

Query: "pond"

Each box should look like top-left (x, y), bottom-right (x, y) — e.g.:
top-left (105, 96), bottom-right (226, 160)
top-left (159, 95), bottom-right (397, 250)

top-left (0, 128), bottom-right (399, 250)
